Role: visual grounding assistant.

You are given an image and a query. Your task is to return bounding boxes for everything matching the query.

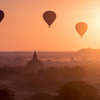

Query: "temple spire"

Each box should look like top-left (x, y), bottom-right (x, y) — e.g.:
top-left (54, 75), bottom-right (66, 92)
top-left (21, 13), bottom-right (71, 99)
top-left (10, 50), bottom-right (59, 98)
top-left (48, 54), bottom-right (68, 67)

top-left (27, 50), bottom-right (43, 70)
top-left (33, 50), bottom-right (37, 60)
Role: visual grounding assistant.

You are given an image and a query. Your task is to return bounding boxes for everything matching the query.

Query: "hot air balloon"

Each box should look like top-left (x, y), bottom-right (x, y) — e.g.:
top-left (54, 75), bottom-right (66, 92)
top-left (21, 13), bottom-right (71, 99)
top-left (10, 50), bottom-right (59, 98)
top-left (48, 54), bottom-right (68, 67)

top-left (75, 22), bottom-right (88, 38)
top-left (43, 11), bottom-right (56, 28)
top-left (0, 10), bottom-right (4, 22)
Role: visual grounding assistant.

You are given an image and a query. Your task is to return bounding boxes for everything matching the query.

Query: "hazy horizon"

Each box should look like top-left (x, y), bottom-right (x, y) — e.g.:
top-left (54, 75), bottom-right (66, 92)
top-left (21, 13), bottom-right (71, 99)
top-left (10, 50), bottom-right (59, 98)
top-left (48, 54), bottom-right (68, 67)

top-left (0, 47), bottom-right (99, 52)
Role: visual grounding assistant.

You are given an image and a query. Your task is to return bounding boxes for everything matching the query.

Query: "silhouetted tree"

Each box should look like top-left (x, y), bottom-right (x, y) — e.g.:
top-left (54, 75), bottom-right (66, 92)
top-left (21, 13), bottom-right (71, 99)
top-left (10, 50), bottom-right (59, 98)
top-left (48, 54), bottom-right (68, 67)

top-left (57, 81), bottom-right (98, 100)
top-left (45, 67), bottom-right (59, 79)
top-left (36, 69), bottom-right (46, 79)
top-left (57, 84), bottom-right (81, 100)
top-left (70, 66), bottom-right (85, 80)
top-left (0, 88), bottom-right (15, 100)
top-left (57, 66), bottom-right (85, 82)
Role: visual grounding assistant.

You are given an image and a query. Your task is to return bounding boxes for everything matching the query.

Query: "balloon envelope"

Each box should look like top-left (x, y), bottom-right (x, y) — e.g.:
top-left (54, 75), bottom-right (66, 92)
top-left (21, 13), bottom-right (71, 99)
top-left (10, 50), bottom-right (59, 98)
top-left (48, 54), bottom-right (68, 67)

top-left (43, 11), bottom-right (56, 28)
top-left (75, 22), bottom-right (88, 38)
top-left (0, 10), bottom-right (4, 22)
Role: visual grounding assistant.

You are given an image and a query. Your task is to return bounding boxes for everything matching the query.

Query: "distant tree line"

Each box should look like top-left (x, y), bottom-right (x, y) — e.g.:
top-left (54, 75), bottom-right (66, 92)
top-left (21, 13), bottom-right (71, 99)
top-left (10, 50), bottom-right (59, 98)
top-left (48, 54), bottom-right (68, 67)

top-left (0, 65), bottom-right (100, 100)
top-left (0, 65), bottom-right (85, 80)
top-left (23, 81), bottom-right (99, 100)
top-left (0, 65), bottom-right (85, 92)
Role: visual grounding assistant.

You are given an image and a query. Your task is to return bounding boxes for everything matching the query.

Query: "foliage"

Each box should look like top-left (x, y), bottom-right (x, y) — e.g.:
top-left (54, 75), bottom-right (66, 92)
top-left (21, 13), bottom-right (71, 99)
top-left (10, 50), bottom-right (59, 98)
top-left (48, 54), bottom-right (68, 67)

top-left (57, 81), bottom-right (98, 100)
top-left (0, 88), bottom-right (15, 100)
top-left (0, 65), bottom-right (86, 93)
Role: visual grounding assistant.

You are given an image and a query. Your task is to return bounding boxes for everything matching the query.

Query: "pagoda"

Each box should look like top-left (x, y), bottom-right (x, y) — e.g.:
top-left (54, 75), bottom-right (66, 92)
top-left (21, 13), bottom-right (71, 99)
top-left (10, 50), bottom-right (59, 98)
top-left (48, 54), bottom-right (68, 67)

top-left (27, 51), bottom-right (43, 70)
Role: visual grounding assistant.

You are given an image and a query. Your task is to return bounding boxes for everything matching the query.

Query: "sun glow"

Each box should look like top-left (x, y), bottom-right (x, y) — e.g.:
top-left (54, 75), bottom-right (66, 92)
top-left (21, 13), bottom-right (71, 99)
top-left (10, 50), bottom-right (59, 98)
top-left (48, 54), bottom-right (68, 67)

top-left (1, 0), bottom-right (100, 51)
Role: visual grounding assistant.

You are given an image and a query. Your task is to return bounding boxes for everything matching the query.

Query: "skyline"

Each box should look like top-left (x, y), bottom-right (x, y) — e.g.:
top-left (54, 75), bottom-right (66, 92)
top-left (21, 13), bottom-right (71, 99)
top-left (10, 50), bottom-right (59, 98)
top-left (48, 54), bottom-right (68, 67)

top-left (0, 0), bottom-right (100, 51)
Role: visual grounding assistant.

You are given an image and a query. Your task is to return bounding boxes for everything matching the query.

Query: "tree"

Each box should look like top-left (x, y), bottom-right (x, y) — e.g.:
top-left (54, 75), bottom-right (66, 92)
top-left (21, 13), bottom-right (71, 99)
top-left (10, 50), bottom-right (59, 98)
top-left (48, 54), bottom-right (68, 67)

top-left (0, 88), bottom-right (15, 100)
top-left (57, 81), bottom-right (98, 100)
top-left (36, 69), bottom-right (46, 79)
top-left (57, 84), bottom-right (81, 100)
top-left (70, 66), bottom-right (85, 80)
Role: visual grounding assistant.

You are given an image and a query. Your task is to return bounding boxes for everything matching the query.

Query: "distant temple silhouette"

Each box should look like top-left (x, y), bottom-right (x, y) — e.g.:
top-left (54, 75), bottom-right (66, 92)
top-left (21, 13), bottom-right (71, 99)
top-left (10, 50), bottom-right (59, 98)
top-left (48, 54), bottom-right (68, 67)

top-left (27, 51), bottom-right (43, 70)
top-left (70, 57), bottom-right (75, 62)
top-left (70, 57), bottom-right (77, 64)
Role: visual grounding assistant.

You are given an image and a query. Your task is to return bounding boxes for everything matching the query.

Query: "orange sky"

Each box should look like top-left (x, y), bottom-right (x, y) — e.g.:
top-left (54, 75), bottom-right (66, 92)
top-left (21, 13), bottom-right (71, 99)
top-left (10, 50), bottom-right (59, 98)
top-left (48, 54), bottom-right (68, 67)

top-left (0, 0), bottom-right (100, 51)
